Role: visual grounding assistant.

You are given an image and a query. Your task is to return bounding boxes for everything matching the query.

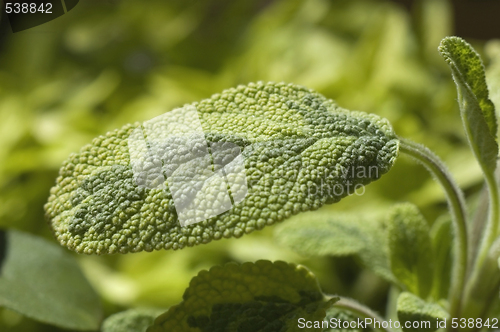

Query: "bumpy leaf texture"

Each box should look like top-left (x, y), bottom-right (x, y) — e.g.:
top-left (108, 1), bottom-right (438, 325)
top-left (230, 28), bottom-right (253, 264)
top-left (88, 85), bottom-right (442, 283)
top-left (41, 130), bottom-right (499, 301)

top-left (439, 37), bottom-right (498, 172)
top-left (45, 82), bottom-right (399, 254)
top-left (439, 37), bottom-right (497, 138)
top-left (146, 260), bottom-right (337, 332)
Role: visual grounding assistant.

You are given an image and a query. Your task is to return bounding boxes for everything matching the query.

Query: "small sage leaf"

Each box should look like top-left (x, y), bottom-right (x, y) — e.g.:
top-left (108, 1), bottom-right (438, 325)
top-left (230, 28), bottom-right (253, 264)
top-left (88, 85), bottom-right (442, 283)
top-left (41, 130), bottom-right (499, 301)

top-left (102, 308), bottom-right (165, 332)
top-left (274, 210), bottom-right (396, 284)
top-left (430, 216), bottom-right (452, 300)
top-left (0, 229), bottom-right (102, 330)
top-left (146, 260), bottom-right (338, 332)
top-left (323, 307), bottom-right (361, 332)
top-left (439, 36), bottom-right (498, 172)
top-left (388, 203), bottom-right (434, 298)
top-left (397, 292), bottom-right (449, 332)
top-left (45, 82), bottom-right (399, 254)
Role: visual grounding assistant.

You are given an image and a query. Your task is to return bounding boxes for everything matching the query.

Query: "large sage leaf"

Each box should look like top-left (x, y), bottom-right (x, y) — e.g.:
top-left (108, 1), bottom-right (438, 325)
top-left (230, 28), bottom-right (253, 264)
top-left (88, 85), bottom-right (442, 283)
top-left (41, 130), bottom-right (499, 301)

top-left (439, 37), bottom-right (498, 173)
top-left (45, 82), bottom-right (399, 254)
top-left (0, 229), bottom-right (102, 330)
top-left (146, 260), bottom-right (338, 332)
top-left (388, 203), bottom-right (434, 299)
top-left (274, 210), bottom-right (396, 284)
top-left (397, 292), bottom-right (448, 332)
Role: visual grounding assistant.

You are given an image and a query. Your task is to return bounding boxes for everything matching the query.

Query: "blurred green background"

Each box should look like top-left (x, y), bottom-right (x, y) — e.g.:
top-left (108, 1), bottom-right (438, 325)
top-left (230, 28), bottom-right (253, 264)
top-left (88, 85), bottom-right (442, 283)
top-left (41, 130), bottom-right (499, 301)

top-left (1, 0), bottom-right (500, 330)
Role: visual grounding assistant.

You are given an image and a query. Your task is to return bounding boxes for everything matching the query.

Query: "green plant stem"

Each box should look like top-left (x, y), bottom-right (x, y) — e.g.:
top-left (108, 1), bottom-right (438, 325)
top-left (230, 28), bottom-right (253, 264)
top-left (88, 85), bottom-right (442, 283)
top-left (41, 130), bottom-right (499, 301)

top-left (461, 228), bottom-right (500, 324)
top-left (398, 138), bottom-right (468, 330)
top-left (326, 295), bottom-right (394, 332)
top-left (478, 168), bottom-right (500, 260)
top-left (463, 168), bottom-right (500, 309)
top-left (468, 185), bottom-right (489, 272)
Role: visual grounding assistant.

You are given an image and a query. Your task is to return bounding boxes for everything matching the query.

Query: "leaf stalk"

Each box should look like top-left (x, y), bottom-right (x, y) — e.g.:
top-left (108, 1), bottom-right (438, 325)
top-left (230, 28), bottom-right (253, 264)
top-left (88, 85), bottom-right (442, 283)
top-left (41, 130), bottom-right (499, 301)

top-left (398, 137), bottom-right (468, 330)
top-left (327, 295), bottom-right (394, 332)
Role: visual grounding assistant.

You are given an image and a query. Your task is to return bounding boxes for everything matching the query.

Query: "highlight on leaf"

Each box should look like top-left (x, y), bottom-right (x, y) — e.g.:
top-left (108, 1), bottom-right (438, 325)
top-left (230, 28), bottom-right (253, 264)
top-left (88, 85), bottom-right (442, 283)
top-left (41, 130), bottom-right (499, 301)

top-left (45, 81), bottom-right (399, 255)
top-left (439, 36), bottom-right (497, 138)
top-left (146, 260), bottom-right (338, 332)
top-left (438, 36), bottom-right (498, 172)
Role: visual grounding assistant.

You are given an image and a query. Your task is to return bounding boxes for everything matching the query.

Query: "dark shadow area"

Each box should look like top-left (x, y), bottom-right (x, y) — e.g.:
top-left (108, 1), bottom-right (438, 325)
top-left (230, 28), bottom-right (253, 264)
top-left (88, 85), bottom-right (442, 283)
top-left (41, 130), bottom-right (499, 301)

top-left (0, 230), bottom-right (7, 275)
top-left (390, 0), bottom-right (500, 40)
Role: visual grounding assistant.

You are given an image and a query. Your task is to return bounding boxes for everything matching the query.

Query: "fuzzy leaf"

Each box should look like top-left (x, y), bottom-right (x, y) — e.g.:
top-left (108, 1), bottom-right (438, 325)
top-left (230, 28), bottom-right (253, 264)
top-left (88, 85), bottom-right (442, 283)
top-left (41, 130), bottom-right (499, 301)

top-left (0, 229), bottom-right (102, 330)
top-left (146, 260), bottom-right (337, 332)
top-left (439, 36), bottom-right (498, 172)
top-left (102, 308), bottom-right (165, 332)
top-left (45, 82), bottom-right (399, 254)
top-left (274, 211), bottom-right (396, 284)
top-left (388, 203), bottom-right (434, 298)
top-left (430, 216), bottom-right (452, 300)
top-left (323, 307), bottom-right (361, 332)
top-left (397, 292), bottom-right (448, 332)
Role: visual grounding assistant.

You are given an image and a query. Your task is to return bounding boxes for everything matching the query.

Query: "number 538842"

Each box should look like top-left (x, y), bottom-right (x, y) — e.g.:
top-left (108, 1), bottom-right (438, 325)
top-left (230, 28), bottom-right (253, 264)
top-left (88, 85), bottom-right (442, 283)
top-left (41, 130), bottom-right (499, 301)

top-left (451, 318), bottom-right (498, 329)
top-left (5, 2), bottom-right (53, 14)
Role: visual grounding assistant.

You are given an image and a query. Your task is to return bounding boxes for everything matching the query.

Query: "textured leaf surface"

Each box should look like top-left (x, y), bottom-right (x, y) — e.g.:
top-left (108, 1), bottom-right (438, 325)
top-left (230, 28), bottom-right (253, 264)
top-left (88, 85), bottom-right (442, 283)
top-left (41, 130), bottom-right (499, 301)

top-left (388, 203), bottom-right (434, 298)
top-left (45, 81), bottom-right (399, 254)
top-left (397, 292), bottom-right (448, 332)
top-left (102, 308), bottom-right (165, 332)
top-left (274, 210), bottom-right (396, 283)
top-left (439, 37), bottom-right (498, 172)
top-left (146, 260), bottom-right (337, 332)
top-left (0, 230), bottom-right (102, 330)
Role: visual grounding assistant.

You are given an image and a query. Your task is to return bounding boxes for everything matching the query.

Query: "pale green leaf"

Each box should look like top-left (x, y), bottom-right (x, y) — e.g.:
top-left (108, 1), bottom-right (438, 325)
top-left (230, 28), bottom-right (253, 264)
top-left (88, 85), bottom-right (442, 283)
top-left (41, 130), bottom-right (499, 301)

top-left (439, 36), bottom-right (498, 172)
top-left (274, 211), bottom-right (396, 284)
top-left (430, 216), bottom-right (452, 300)
top-left (0, 229), bottom-right (102, 330)
top-left (323, 307), bottom-right (361, 332)
top-left (397, 292), bottom-right (449, 332)
top-left (102, 308), bottom-right (165, 332)
top-left (45, 82), bottom-right (399, 254)
top-left (388, 203), bottom-right (434, 298)
top-left (146, 260), bottom-right (338, 332)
